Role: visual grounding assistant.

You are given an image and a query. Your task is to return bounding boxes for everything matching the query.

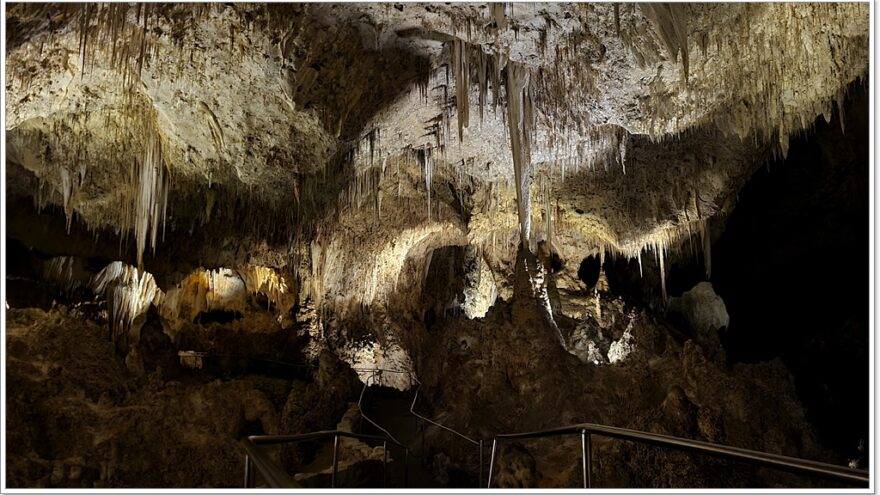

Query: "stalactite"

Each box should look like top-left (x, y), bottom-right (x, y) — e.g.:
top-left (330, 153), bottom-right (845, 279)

top-left (541, 177), bottom-right (554, 248)
top-left (198, 101), bottom-right (225, 151)
top-left (59, 168), bottom-right (76, 233)
top-left (701, 218), bottom-right (712, 279)
top-left (133, 126), bottom-right (170, 270)
top-left (658, 246), bottom-right (667, 304)
top-left (614, 4), bottom-right (621, 37)
top-left (490, 3), bottom-right (507, 30)
top-left (476, 49), bottom-right (488, 122)
top-left (419, 146), bottom-right (434, 221)
top-left (640, 3), bottom-right (690, 83)
top-left (505, 61), bottom-right (534, 250)
top-left (637, 251), bottom-right (644, 278)
top-left (451, 39), bottom-right (470, 143)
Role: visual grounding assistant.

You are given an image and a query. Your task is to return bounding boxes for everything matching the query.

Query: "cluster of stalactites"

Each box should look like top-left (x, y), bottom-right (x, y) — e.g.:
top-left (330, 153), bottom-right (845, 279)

top-left (446, 33), bottom-right (538, 250)
top-left (92, 261), bottom-right (293, 344)
top-left (339, 34), bottom-right (537, 244)
top-left (238, 264), bottom-right (292, 312)
top-left (531, 3), bottom-right (865, 158)
top-left (447, 38), bottom-right (507, 142)
top-left (587, 217), bottom-right (714, 305)
top-left (16, 94), bottom-right (172, 272)
top-left (540, 125), bottom-right (630, 181)
top-left (636, 3), bottom-right (865, 154)
top-left (5, 4), bottom-right (165, 94)
top-left (6, 4), bottom-right (221, 93)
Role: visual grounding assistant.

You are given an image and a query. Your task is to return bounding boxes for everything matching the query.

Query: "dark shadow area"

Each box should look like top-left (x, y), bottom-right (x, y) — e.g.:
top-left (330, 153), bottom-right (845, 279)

top-left (195, 309), bottom-right (244, 324)
top-left (577, 256), bottom-right (601, 287)
top-left (712, 82), bottom-right (869, 460)
top-left (579, 251), bottom-right (705, 309)
top-left (422, 246), bottom-right (468, 327)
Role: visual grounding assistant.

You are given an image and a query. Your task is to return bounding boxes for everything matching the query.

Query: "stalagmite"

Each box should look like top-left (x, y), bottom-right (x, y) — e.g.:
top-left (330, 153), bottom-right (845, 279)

top-left (43, 256), bottom-right (85, 292)
top-left (92, 261), bottom-right (163, 351)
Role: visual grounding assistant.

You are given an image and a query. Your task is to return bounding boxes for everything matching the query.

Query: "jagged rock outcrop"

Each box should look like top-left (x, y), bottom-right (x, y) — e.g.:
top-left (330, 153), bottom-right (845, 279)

top-left (412, 270), bottom-right (839, 488)
top-left (6, 307), bottom-right (291, 488)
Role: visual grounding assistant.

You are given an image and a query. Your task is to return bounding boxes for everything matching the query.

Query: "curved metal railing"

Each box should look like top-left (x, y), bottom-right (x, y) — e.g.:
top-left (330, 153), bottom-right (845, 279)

top-left (242, 430), bottom-right (409, 488)
top-left (487, 423), bottom-right (870, 488)
top-left (240, 364), bottom-right (866, 489)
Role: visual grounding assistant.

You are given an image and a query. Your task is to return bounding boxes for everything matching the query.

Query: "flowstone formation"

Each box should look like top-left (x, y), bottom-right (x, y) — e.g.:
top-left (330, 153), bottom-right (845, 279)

top-left (4, 2), bottom-right (869, 488)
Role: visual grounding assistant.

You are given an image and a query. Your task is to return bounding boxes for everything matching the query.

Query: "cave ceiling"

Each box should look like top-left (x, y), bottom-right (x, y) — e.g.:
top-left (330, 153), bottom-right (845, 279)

top-left (4, 2), bottom-right (869, 305)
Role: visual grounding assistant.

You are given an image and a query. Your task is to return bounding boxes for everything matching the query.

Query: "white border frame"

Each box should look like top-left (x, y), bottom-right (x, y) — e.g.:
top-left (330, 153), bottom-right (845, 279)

top-left (0, 0), bottom-right (875, 493)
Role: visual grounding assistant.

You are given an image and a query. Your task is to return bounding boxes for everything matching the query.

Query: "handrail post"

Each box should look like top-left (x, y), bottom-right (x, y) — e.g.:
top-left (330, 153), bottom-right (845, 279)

top-left (478, 439), bottom-right (484, 489)
top-left (382, 440), bottom-right (388, 488)
top-left (487, 439), bottom-right (497, 488)
top-left (582, 429), bottom-right (591, 488)
top-left (332, 434), bottom-right (340, 488)
top-left (404, 448), bottom-right (409, 488)
top-left (244, 454), bottom-right (254, 488)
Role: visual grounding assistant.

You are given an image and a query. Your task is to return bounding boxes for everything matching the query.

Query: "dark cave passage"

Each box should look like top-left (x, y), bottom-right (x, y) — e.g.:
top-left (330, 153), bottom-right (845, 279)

top-left (711, 84), bottom-right (870, 459)
top-left (422, 245), bottom-right (469, 327)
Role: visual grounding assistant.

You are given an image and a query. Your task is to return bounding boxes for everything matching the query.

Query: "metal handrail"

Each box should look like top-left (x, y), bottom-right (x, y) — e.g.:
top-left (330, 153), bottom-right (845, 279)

top-left (357, 369), bottom-right (406, 447)
top-left (242, 430), bottom-right (409, 488)
top-left (409, 379), bottom-right (485, 488)
top-left (410, 386), bottom-right (480, 446)
top-left (353, 367), bottom-right (485, 486)
top-left (353, 368), bottom-right (480, 444)
top-left (487, 423), bottom-right (870, 488)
